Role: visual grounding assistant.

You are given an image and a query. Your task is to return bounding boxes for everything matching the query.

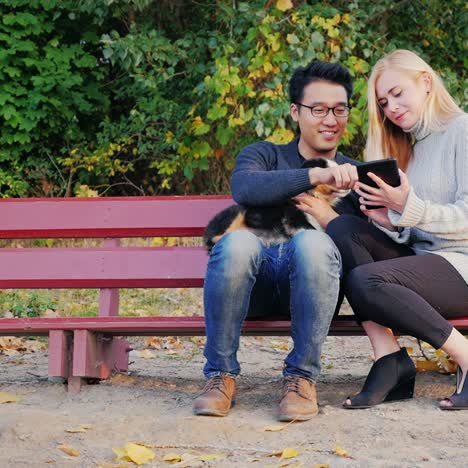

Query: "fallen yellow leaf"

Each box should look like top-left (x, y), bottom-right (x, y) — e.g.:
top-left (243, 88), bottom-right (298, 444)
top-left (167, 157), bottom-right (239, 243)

top-left (163, 452), bottom-right (182, 462)
top-left (199, 453), bottom-right (226, 461)
top-left (65, 424), bottom-right (92, 433)
top-left (281, 448), bottom-right (299, 459)
top-left (0, 392), bottom-right (20, 403)
top-left (313, 465), bottom-right (330, 468)
top-left (58, 445), bottom-right (80, 457)
top-left (137, 349), bottom-right (155, 359)
top-left (416, 359), bottom-right (440, 372)
top-left (112, 446), bottom-right (132, 462)
top-left (125, 443), bottom-right (156, 465)
top-left (334, 446), bottom-right (350, 458)
top-left (66, 427), bottom-right (87, 433)
top-left (264, 424), bottom-right (287, 432)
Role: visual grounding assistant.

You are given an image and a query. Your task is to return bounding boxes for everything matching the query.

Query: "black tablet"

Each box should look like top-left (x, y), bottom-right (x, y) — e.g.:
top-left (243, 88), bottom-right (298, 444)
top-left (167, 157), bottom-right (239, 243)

top-left (357, 158), bottom-right (400, 188)
top-left (356, 158), bottom-right (400, 209)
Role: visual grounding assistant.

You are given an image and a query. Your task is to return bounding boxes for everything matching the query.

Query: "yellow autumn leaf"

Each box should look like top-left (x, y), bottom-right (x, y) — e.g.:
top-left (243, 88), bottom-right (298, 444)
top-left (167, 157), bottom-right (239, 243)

top-left (125, 443), bottom-right (156, 465)
top-left (163, 452), bottom-right (182, 462)
top-left (58, 445), bottom-right (80, 457)
top-left (281, 448), bottom-right (299, 459)
top-left (0, 392), bottom-right (20, 403)
top-left (313, 465), bottom-right (330, 468)
top-left (65, 427), bottom-right (87, 433)
top-left (276, 0), bottom-right (293, 12)
top-left (264, 424), bottom-right (287, 432)
top-left (199, 453), bottom-right (226, 461)
top-left (66, 424), bottom-right (92, 433)
top-left (112, 446), bottom-right (132, 462)
top-left (434, 350), bottom-right (458, 373)
top-left (415, 359), bottom-right (440, 372)
top-left (334, 446), bottom-right (350, 458)
top-left (166, 131), bottom-right (174, 144)
top-left (137, 349), bottom-right (155, 359)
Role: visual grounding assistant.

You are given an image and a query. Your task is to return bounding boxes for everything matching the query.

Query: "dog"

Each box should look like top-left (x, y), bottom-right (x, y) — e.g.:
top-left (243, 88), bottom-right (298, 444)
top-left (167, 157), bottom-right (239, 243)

top-left (203, 158), bottom-right (351, 252)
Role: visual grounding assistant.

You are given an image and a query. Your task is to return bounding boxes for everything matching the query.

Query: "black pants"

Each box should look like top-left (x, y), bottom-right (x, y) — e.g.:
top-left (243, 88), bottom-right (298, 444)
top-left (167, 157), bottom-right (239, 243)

top-left (326, 215), bottom-right (468, 349)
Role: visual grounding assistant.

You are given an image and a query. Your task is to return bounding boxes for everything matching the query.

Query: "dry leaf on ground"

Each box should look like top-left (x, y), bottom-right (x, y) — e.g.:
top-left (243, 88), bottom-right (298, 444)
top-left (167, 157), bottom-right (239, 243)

top-left (280, 448), bottom-right (299, 459)
top-left (65, 424), bottom-right (92, 433)
top-left (137, 349), bottom-right (155, 359)
top-left (113, 443), bottom-right (155, 465)
top-left (199, 453), bottom-right (226, 461)
top-left (58, 444), bottom-right (80, 457)
top-left (0, 392), bottom-right (20, 403)
top-left (334, 446), bottom-right (351, 458)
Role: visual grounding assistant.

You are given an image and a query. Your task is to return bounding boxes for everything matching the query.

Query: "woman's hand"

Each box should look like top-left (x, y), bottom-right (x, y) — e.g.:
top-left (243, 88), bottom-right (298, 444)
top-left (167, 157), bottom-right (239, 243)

top-left (360, 206), bottom-right (396, 231)
top-left (294, 193), bottom-right (339, 229)
top-left (308, 163), bottom-right (358, 190)
top-left (354, 169), bottom-right (410, 213)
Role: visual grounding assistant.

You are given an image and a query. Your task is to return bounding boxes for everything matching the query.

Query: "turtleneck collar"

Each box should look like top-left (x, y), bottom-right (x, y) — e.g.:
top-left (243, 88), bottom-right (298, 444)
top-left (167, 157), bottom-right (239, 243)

top-left (404, 120), bottom-right (431, 142)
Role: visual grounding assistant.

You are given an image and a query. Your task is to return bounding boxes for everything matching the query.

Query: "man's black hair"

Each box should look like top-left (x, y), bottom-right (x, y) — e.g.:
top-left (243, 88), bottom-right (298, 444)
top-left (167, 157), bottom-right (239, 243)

top-left (289, 60), bottom-right (353, 104)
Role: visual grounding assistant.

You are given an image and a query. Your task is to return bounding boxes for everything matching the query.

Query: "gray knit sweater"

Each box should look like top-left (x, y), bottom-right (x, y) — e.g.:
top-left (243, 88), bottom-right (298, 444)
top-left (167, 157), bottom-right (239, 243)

top-left (381, 113), bottom-right (468, 285)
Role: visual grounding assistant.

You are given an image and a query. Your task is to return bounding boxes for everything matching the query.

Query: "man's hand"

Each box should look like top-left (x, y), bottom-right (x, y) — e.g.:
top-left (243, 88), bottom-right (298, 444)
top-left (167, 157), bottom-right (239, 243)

top-left (308, 163), bottom-right (358, 190)
top-left (294, 193), bottom-right (339, 229)
top-left (354, 169), bottom-right (410, 213)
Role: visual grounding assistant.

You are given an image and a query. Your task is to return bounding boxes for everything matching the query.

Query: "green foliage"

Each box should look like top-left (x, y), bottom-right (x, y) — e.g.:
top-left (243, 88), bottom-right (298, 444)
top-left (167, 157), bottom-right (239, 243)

top-left (0, 0), bottom-right (465, 196)
top-left (10, 292), bottom-right (55, 318)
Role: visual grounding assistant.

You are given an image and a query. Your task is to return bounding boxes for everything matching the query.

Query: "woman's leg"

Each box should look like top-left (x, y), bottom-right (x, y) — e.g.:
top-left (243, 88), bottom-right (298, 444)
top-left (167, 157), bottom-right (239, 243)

top-left (346, 254), bottom-right (468, 407)
top-left (327, 215), bottom-right (468, 408)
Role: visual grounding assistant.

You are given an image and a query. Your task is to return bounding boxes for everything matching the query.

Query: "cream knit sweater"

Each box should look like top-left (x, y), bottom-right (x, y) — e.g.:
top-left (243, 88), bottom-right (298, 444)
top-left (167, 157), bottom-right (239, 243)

top-left (381, 113), bottom-right (468, 286)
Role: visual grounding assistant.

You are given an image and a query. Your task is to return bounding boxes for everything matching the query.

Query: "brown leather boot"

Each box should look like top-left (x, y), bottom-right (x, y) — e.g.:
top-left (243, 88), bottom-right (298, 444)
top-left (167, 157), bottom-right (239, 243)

top-left (278, 376), bottom-right (318, 421)
top-left (193, 375), bottom-right (236, 416)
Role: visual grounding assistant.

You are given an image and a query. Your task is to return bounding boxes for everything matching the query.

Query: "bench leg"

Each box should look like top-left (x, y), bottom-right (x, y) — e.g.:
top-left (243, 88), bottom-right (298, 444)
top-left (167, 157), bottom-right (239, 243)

top-left (48, 330), bottom-right (72, 379)
top-left (71, 330), bottom-right (130, 388)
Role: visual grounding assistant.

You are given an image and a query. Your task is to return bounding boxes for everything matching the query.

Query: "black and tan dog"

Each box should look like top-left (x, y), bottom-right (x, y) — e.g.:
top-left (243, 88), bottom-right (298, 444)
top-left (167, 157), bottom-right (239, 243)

top-left (203, 158), bottom-right (350, 252)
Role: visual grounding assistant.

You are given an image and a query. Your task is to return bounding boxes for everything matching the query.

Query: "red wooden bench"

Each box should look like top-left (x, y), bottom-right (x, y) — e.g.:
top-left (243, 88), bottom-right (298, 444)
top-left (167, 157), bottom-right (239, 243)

top-left (1, 196), bottom-right (467, 392)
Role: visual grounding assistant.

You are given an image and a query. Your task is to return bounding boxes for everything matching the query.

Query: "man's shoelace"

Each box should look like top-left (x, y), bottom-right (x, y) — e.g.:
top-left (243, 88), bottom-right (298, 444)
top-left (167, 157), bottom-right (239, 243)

top-left (202, 376), bottom-right (231, 398)
top-left (283, 377), bottom-right (311, 399)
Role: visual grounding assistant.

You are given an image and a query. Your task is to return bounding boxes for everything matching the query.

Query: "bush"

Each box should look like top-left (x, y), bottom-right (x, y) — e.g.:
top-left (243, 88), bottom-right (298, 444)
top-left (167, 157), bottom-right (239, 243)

top-left (0, 0), bottom-right (465, 196)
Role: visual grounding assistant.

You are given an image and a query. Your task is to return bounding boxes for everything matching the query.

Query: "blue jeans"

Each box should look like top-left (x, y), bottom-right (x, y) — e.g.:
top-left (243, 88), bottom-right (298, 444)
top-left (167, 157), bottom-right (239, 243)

top-left (203, 229), bottom-right (342, 382)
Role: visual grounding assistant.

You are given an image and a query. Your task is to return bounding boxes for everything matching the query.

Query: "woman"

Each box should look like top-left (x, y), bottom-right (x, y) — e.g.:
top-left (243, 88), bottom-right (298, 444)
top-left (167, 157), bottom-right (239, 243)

top-left (299, 49), bottom-right (468, 409)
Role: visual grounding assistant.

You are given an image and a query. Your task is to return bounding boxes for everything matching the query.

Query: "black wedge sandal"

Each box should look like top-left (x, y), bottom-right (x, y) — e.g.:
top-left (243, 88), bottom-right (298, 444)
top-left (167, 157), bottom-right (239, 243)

top-left (439, 367), bottom-right (468, 410)
top-left (343, 348), bottom-right (416, 409)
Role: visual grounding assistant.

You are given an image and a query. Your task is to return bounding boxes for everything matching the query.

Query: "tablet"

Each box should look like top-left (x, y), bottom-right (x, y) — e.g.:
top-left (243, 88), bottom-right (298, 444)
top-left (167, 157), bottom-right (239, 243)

top-left (357, 158), bottom-right (400, 188)
top-left (357, 158), bottom-right (400, 209)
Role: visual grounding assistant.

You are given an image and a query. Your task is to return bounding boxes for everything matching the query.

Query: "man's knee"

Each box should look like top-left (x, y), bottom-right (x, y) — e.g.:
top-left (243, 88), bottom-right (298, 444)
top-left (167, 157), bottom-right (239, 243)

top-left (289, 230), bottom-right (341, 269)
top-left (209, 230), bottom-right (263, 272)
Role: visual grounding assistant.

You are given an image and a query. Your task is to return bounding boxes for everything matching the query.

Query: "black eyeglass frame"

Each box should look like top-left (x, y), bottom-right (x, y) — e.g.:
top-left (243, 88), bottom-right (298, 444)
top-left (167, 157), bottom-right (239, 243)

top-left (295, 102), bottom-right (351, 118)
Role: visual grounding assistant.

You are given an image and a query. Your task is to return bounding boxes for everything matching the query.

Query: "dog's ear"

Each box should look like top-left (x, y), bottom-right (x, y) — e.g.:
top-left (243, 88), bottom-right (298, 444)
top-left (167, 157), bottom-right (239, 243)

top-left (301, 158), bottom-right (332, 169)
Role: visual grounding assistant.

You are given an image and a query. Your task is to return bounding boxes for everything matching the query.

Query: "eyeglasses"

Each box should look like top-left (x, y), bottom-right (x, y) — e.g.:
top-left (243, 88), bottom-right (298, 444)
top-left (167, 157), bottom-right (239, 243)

top-left (296, 103), bottom-right (351, 119)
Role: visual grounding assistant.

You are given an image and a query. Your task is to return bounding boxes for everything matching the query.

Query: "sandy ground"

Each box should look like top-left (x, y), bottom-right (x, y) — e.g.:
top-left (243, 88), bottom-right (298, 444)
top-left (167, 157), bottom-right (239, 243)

top-left (1, 330), bottom-right (467, 468)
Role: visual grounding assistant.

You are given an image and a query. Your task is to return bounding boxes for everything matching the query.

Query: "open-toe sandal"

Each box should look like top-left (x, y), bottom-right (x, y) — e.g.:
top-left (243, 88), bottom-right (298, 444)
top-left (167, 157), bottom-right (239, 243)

top-left (439, 367), bottom-right (468, 410)
top-left (343, 348), bottom-right (416, 409)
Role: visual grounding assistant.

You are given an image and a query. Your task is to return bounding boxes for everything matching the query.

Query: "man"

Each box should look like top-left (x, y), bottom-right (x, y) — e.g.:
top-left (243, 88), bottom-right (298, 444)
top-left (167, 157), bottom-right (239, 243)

top-left (194, 60), bottom-right (361, 421)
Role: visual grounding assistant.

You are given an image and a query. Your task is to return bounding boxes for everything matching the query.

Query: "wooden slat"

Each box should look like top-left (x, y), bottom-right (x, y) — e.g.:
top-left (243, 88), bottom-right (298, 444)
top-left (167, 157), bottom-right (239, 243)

top-left (0, 246), bottom-right (208, 288)
top-left (0, 196), bottom-right (233, 239)
top-left (0, 316), bottom-right (467, 337)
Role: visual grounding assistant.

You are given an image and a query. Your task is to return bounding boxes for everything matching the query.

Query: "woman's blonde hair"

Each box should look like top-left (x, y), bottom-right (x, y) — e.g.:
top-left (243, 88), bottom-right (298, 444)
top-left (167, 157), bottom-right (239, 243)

top-left (365, 49), bottom-right (463, 170)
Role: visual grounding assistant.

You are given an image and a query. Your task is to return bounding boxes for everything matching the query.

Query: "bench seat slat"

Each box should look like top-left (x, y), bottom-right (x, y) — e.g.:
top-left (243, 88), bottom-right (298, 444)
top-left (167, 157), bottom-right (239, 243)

top-left (0, 316), bottom-right (467, 337)
top-left (0, 247), bottom-right (208, 288)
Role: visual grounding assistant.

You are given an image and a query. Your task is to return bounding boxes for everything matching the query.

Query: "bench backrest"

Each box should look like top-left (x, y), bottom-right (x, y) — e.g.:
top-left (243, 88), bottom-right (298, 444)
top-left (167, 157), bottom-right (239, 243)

top-left (0, 196), bottom-right (234, 238)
